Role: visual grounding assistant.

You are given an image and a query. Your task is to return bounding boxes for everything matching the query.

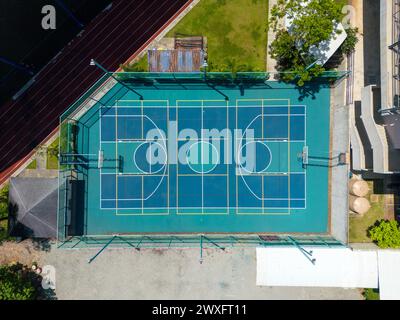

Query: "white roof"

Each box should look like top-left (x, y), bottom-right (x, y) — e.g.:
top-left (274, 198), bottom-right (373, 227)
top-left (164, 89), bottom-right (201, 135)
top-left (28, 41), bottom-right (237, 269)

top-left (257, 247), bottom-right (400, 299)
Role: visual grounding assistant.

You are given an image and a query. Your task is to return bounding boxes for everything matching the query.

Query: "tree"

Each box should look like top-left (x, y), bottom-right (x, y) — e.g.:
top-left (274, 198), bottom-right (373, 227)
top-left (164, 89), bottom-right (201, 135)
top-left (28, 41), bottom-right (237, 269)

top-left (269, 0), bottom-right (354, 86)
top-left (339, 27), bottom-right (359, 56)
top-left (270, 0), bottom-right (345, 52)
top-left (368, 219), bottom-right (400, 249)
top-left (0, 264), bottom-right (36, 300)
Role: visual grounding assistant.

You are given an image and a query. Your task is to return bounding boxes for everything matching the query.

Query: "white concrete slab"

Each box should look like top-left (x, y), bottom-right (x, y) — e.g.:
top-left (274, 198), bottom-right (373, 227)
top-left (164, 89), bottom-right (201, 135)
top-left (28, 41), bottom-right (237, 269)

top-left (377, 250), bottom-right (400, 300)
top-left (256, 247), bottom-right (378, 288)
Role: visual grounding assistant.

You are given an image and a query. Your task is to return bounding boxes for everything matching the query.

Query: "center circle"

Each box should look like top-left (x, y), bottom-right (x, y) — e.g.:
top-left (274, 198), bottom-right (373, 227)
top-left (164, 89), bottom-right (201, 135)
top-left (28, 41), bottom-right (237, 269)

top-left (186, 141), bottom-right (219, 174)
top-left (238, 141), bottom-right (272, 174)
top-left (133, 141), bottom-right (168, 174)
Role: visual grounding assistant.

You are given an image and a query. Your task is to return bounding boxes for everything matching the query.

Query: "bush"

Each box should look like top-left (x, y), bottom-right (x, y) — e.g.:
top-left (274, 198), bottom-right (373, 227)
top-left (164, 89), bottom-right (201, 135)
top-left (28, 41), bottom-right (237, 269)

top-left (368, 219), bottom-right (400, 248)
top-left (0, 184), bottom-right (8, 220)
top-left (0, 185), bottom-right (10, 243)
top-left (340, 27), bottom-right (359, 55)
top-left (0, 264), bottom-right (36, 300)
top-left (362, 288), bottom-right (379, 300)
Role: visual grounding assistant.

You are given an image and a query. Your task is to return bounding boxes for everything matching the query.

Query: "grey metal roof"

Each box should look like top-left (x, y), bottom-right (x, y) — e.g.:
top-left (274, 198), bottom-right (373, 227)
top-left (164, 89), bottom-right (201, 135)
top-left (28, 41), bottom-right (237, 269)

top-left (8, 177), bottom-right (58, 238)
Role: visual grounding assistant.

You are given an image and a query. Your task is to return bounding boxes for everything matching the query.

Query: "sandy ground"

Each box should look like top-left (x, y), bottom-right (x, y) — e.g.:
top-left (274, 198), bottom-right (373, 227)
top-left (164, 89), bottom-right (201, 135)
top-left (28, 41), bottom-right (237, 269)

top-left (0, 239), bottom-right (49, 266)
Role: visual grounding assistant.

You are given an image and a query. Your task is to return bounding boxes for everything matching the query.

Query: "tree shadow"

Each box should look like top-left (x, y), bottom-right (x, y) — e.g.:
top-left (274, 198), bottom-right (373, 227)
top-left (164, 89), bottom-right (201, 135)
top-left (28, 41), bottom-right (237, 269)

top-left (295, 82), bottom-right (323, 101)
top-left (8, 203), bottom-right (53, 252)
top-left (5, 263), bottom-right (57, 300)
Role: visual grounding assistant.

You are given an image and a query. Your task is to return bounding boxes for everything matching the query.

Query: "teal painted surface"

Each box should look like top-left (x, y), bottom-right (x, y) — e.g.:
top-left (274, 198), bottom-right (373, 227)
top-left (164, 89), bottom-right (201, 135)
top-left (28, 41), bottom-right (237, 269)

top-left (74, 81), bottom-right (331, 234)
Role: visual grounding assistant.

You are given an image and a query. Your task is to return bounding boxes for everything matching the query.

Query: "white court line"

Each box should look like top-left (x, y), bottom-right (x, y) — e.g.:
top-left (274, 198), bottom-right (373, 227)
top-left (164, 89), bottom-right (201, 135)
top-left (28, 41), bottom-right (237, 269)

top-left (108, 104), bottom-right (305, 109)
top-left (201, 100), bottom-right (204, 214)
top-left (304, 104), bottom-right (307, 210)
top-left (235, 98), bottom-right (306, 209)
top-left (103, 113), bottom-right (301, 118)
top-left (167, 100), bottom-right (170, 214)
top-left (99, 108), bottom-right (102, 210)
top-left (99, 99), bottom-right (307, 215)
top-left (176, 99), bottom-right (230, 214)
top-left (100, 101), bottom-right (170, 213)
top-left (239, 172), bottom-right (305, 176)
top-left (288, 99), bottom-right (291, 215)
top-left (100, 205), bottom-right (305, 209)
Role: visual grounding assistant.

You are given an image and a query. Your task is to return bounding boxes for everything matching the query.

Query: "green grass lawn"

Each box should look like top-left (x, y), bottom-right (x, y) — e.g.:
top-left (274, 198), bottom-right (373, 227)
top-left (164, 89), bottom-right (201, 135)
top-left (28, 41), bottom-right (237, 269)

top-left (167, 0), bottom-right (268, 71)
top-left (46, 139), bottom-right (59, 170)
top-left (0, 184), bottom-right (10, 243)
top-left (123, 55), bottom-right (148, 72)
top-left (26, 159), bottom-right (37, 169)
top-left (125, 0), bottom-right (268, 72)
top-left (349, 181), bottom-right (385, 243)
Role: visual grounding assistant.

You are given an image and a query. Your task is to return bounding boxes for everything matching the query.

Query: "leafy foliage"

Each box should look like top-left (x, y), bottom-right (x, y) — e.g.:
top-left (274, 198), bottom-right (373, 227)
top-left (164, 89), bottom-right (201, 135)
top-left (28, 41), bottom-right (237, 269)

top-left (362, 288), bottom-right (380, 300)
top-left (269, 0), bottom-right (356, 86)
top-left (270, 0), bottom-right (344, 53)
top-left (46, 139), bottom-right (59, 170)
top-left (0, 264), bottom-right (36, 300)
top-left (368, 219), bottom-right (400, 248)
top-left (339, 27), bottom-right (359, 55)
top-left (0, 184), bottom-right (10, 243)
top-left (0, 184), bottom-right (8, 220)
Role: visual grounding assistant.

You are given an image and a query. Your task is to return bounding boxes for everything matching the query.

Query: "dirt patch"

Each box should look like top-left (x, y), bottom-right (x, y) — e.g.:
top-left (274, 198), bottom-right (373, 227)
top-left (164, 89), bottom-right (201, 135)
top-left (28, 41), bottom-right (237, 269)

top-left (383, 195), bottom-right (396, 220)
top-left (370, 194), bottom-right (380, 203)
top-left (0, 239), bottom-right (47, 266)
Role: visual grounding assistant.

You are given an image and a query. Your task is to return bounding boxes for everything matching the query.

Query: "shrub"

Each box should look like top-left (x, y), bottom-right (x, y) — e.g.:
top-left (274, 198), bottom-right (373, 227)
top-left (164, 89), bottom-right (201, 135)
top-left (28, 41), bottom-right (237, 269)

top-left (340, 27), bottom-right (359, 55)
top-left (362, 288), bottom-right (379, 300)
top-left (0, 264), bottom-right (36, 300)
top-left (0, 184), bottom-right (8, 220)
top-left (368, 219), bottom-right (400, 248)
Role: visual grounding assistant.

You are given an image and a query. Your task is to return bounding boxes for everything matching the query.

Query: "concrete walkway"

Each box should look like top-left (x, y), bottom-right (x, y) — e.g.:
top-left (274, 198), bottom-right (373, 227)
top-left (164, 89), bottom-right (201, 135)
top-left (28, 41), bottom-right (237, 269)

top-left (41, 246), bottom-right (363, 300)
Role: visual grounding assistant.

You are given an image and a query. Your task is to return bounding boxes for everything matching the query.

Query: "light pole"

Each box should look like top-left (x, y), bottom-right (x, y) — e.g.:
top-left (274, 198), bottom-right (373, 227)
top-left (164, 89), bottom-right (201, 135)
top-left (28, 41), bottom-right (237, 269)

top-left (202, 60), bottom-right (208, 80)
top-left (90, 59), bottom-right (143, 100)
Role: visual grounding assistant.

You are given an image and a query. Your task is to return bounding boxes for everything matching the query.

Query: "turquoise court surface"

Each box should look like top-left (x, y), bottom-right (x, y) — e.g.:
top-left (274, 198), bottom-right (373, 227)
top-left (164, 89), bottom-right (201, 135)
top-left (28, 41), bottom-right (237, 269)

top-left (69, 79), bottom-right (331, 235)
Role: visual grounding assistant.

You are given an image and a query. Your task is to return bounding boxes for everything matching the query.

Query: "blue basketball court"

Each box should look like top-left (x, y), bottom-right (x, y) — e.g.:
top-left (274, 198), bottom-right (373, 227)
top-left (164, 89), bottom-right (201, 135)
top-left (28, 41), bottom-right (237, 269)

top-left (66, 78), bottom-right (332, 234)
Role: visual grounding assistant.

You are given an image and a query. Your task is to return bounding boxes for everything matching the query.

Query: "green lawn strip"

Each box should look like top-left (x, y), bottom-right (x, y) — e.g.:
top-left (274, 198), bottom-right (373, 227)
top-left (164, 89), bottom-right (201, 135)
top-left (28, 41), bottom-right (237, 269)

top-left (46, 139), bottom-right (59, 170)
top-left (362, 288), bottom-right (380, 300)
top-left (0, 184), bottom-right (10, 243)
top-left (349, 181), bottom-right (385, 243)
top-left (0, 219), bottom-right (8, 243)
top-left (123, 55), bottom-right (148, 72)
top-left (26, 159), bottom-right (37, 169)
